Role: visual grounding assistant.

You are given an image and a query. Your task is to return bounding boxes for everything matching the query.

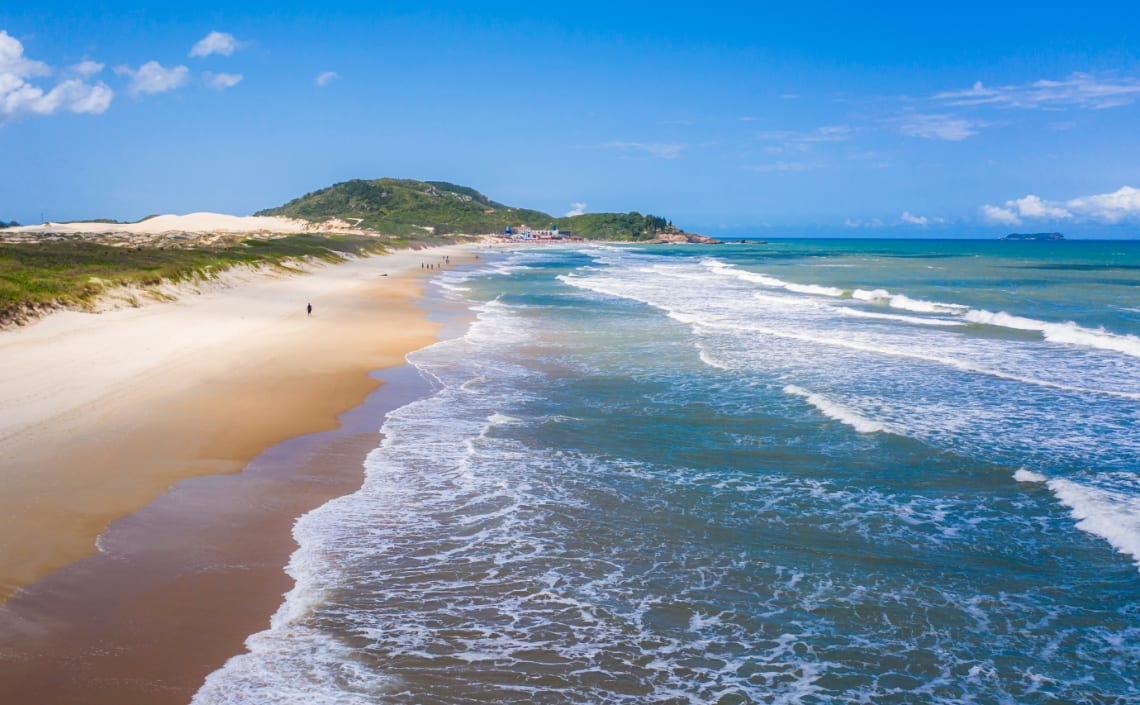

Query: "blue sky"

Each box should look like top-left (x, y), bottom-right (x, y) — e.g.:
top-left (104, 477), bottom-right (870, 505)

top-left (3, 1), bottom-right (1140, 237)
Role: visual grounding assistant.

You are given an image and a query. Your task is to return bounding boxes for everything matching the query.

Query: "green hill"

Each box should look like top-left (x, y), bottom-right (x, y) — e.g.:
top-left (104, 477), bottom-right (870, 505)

top-left (556, 212), bottom-right (675, 241)
top-left (257, 178), bottom-right (686, 240)
top-left (256, 178), bottom-right (550, 237)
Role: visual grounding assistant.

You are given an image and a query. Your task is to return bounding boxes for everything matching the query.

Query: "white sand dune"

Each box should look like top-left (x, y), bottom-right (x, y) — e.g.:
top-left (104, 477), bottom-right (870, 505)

top-left (6, 212), bottom-right (324, 235)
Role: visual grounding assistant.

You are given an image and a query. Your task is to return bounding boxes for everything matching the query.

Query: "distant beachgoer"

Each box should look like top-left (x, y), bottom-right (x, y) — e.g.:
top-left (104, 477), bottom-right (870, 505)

top-left (307, 302), bottom-right (312, 317)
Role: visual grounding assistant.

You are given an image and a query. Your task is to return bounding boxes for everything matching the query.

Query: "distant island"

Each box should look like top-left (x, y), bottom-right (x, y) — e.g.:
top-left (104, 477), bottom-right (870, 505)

top-left (1000, 232), bottom-right (1065, 241)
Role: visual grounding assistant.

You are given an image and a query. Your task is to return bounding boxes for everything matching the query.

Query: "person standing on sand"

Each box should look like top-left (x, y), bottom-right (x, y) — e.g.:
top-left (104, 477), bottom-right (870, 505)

top-left (307, 302), bottom-right (312, 318)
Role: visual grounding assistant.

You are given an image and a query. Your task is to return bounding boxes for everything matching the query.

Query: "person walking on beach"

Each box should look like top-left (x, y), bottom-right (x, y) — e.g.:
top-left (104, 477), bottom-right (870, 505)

top-left (307, 302), bottom-right (312, 318)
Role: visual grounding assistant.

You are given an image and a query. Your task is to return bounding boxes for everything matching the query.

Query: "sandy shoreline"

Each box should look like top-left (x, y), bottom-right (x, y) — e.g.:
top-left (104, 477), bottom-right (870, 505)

top-left (0, 244), bottom-right (474, 701)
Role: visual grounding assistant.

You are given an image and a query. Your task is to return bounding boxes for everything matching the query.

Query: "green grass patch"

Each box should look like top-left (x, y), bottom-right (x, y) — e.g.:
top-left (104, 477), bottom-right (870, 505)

top-left (0, 233), bottom-right (390, 325)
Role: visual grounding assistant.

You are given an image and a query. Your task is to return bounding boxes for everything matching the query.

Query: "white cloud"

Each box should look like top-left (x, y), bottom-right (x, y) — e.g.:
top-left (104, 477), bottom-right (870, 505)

top-left (982, 187), bottom-right (1140, 225)
top-left (0, 31), bottom-right (112, 121)
top-left (1065, 186), bottom-right (1140, 223)
top-left (315, 71), bottom-right (339, 87)
top-left (744, 161), bottom-right (816, 172)
top-left (71, 60), bottom-right (104, 77)
top-left (844, 217), bottom-right (885, 228)
top-left (1011, 194), bottom-right (1071, 219)
top-left (896, 113), bottom-right (983, 141)
top-left (935, 73), bottom-right (1140, 110)
top-left (204, 71), bottom-right (242, 90)
top-left (190, 31), bottom-right (238, 58)
top-left (115, 61), bottom-right (189, 96)
top-left (900, 211), bottom-right (929, 226)
top-left (564, 202), bottom-right (587, 217)
top-left (0, 30), bottom-right (49, 78)
top-left (981, 204), bottom-right (1022, 226)
top-left (603, 141), bottom-right (686, 159)
top-left (756, 125), bottom-right (851, 151)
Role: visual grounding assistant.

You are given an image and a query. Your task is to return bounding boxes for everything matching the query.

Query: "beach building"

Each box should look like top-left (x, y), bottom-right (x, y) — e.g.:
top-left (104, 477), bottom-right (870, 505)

top-left (506, 224), bottom-right (567, 241)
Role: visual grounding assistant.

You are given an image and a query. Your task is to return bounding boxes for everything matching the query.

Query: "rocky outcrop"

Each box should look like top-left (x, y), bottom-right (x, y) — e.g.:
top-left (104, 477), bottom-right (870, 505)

top-left (650, 232), bottom-right (722, 245)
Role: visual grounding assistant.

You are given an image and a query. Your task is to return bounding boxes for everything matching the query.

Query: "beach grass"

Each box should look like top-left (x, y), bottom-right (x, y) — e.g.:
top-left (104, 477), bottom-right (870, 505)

top-left (0, 233), bottom-right (392, 325)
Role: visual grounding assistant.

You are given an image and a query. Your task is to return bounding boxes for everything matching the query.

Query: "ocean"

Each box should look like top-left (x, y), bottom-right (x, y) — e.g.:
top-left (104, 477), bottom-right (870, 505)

top-left (193, 239), bottom-right (1140, 704)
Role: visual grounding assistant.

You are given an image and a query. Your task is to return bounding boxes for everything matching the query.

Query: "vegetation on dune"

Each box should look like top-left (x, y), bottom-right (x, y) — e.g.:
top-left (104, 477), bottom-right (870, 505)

top-left (1, 221), bottom-right (19, 228)
top-left (256, 178), bottom-right (551, 237)
top-left (0, 234), bottom-right (389, 326)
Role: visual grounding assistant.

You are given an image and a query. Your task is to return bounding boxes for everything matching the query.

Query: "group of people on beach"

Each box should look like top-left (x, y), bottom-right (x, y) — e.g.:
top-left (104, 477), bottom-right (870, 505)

top-left (305, 252), bottom-right (483, 318)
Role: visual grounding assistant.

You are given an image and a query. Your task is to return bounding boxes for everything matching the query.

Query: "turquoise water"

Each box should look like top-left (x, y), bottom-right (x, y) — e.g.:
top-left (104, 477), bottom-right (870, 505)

top-left (195, 240), bottom-right (1140, 704)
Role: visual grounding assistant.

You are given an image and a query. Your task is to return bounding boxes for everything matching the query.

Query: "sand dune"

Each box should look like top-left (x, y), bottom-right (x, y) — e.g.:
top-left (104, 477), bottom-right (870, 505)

top-left (4, 211), bottom-right (343, 236)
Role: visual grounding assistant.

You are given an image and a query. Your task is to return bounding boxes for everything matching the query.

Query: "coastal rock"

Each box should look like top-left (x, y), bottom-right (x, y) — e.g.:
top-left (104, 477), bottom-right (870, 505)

top-left (650, 232), bottom-right (722, 244)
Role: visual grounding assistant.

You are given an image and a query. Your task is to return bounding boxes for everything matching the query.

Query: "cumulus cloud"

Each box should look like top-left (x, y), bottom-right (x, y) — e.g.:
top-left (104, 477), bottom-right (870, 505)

top-left (1010, 194), bottom-right (1071, 219)
top-left (603, 141), bottom-right (686, 159)
top-left (0, 30), bottom-right (49, 78)
top-left (565, 202), bottom-right (587, 217)
top-left (71, 59), bottom-right (104, 77)
top-left (115, 61), bottom-right (189, 96)
top-left (935, 73), bottom-right (1140, 110)
top-left (980, 204), bottom-right (1022, 226)
top-left (315, 71), bottom-right (339, 87)
top-left (0, 31), bottom-right (112, 121)
top-left (896, 113), bottom-right (983, 141)
top-left (204, 71), bottom-right (242, 90)
top-left (1065, 186), bottom-right (1140, 223)
top-left (900, 211), bottom-right (929, 226)
top-left (190, 31), bottom-right (238, 58)
top-left (981, 186), bottom-right (1140, 225)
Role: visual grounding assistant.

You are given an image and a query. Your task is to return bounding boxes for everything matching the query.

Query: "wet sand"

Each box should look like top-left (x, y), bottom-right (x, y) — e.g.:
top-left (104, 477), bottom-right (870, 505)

top-left (0, 365), bottom-right (431, 704)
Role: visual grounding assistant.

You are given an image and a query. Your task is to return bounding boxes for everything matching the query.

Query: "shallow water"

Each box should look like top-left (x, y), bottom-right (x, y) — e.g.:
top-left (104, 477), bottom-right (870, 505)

top-left (194, 240), bottom-right (1140, 704)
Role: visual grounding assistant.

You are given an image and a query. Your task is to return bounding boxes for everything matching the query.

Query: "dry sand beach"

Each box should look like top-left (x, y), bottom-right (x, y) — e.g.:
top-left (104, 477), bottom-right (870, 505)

top-left (0, 222), bottom-right (474, 703)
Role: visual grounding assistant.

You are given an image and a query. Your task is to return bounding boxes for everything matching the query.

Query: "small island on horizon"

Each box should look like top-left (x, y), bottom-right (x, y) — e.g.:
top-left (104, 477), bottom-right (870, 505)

top-left (1000, 232), bottom-right (1066, 241)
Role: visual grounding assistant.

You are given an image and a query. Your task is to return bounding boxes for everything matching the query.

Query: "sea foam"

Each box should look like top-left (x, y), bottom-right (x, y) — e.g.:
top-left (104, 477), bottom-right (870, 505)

top-left (851, 288), bottom-right (968, 315)
top-left (784, 385), bottom-right (890, 434)
top-left (1014, 469), bottom-right (1140, 572)
top-left (965, 309), bottom-right (1140, 359)
top-left (704, 259), bottom-right (845, 297)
